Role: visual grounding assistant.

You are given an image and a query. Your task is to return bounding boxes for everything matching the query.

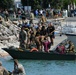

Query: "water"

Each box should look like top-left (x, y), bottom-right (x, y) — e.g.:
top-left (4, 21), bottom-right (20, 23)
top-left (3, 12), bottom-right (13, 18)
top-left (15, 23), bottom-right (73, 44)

top-left (0, 57), bottom-right (76, 75)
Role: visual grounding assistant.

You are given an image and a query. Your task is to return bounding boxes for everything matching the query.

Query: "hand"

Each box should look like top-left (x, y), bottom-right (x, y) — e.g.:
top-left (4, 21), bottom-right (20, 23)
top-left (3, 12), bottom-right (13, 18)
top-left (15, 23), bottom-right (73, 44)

top-left (24, 40), bottom-right (27, 44)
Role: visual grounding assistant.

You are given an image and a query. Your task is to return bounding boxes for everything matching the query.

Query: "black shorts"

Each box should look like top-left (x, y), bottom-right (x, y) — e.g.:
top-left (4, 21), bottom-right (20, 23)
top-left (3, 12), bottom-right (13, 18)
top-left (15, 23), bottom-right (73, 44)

top-left (49, 34), bottom-right (54, 38)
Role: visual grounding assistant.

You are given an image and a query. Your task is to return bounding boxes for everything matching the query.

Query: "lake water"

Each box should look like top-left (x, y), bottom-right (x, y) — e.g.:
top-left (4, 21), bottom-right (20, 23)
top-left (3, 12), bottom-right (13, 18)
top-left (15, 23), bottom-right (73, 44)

top-left (0, 56), bottom-right (76, 75)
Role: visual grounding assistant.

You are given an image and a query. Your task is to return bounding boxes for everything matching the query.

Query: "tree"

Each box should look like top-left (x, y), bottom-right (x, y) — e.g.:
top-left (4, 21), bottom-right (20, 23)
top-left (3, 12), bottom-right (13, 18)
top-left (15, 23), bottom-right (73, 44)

top-left (0, 0), bottom-right (14, 9)
top-left (21, 0), bottom-right (41, 10)
top-left (21, 0), bottom-right (76, 10)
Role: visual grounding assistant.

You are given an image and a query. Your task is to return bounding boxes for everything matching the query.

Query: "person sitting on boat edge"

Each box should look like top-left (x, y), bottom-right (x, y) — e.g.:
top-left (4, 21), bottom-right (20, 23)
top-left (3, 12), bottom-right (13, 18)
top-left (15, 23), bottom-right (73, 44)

top-left (65, 41), bottom-right (75, 53)
top-left (12, 59), bottom-right (26, 75)
top-left (55, 43), bottom-right (65, 54)
top-left (0, 61), bottom-right (9, 75)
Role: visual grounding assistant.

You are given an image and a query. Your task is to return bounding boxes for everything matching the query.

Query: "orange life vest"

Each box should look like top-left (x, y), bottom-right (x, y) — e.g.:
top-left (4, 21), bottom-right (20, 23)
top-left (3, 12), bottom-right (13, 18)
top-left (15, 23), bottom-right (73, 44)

top-left (30, 48), bottom-right (38, 52)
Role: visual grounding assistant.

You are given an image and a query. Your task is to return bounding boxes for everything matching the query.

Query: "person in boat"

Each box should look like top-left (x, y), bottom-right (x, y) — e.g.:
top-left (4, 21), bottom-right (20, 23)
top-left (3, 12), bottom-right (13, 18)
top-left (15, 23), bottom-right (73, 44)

top-left (13, 59), bottom-right (26, 75)
top-left (46, 22), bottom-right (55, 46)
top-left (29, 27), bottom-right (35, 43)
top-left (0, 61), bottom-right (9, 75)
top-left (35, 28), bottom-right (42, 51)
top-left (55, 43), bottom-right (65, 54)
top-left (42, 36), bottom-right (51, 53)
top-left (65, 41), bottom-right (75, 53)
top-left (40, 25), bottom-right (46, 36)
top-left (19, 26), bottom-right (27, 50)
top-left (29, 39), bottom-right (38, 52)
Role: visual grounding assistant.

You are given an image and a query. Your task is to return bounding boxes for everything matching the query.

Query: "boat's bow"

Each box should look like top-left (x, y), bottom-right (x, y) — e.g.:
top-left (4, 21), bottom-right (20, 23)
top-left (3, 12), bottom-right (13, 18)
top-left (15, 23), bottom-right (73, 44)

top-left (2, 48), bottom-right (9, 52)
top-left (2, 46), bottom-right (19, 54)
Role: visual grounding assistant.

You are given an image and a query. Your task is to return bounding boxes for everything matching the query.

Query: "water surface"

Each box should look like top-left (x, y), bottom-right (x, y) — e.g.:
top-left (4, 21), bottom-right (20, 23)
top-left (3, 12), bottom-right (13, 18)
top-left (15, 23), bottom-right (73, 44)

top-left (0, 57), bottom-right (76, 75)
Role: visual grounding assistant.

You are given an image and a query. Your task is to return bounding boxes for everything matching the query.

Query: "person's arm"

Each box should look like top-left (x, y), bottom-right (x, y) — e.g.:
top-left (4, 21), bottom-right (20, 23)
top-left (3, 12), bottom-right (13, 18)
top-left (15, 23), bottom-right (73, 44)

top-left (51, 30), bottom-right (55, 34)
top-left (51, 26), bottom-right (55, 34)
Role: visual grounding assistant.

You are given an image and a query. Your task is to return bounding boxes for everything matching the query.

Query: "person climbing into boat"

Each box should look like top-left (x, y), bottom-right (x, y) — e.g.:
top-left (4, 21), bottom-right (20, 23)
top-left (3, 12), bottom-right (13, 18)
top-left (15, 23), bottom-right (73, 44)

top-left (19, 26), bottom-right (27, 50)
top-left (12, 59), bottom-right (26, 75)
top-left (46, 22), bottom-right (55, 46)
top-left (0, 61), bottom-right (9, 75)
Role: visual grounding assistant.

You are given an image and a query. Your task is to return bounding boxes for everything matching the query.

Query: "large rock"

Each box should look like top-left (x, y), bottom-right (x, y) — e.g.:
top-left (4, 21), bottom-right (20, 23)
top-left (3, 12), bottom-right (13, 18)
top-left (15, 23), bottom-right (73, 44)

top-left (0, 16), bottom-right (21, 57)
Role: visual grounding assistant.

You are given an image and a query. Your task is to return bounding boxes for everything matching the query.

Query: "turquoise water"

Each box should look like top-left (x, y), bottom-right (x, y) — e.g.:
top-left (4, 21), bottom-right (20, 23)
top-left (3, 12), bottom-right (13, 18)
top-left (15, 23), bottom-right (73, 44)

top-left (0, 57), bottom-right (76, 75)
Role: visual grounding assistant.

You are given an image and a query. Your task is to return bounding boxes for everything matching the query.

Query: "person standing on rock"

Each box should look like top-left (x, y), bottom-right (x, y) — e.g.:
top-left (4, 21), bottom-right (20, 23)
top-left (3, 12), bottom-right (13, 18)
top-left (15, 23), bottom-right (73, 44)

top-left (19, 26), bottom-right (27, 50)
top-left (4, 9), bottom-right (9, 21)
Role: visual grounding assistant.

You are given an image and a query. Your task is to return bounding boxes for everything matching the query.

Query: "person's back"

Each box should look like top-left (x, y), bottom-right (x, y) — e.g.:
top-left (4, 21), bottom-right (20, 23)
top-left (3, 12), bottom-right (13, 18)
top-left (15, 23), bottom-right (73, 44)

top-left (13, 59), bottom-right (26, 75)
top-left (0, 61), bottom-right (9, 75)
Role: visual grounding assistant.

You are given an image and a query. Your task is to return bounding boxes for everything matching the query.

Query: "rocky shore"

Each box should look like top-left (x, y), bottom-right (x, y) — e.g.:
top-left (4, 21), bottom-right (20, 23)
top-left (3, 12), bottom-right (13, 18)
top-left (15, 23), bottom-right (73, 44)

top-left (0, 16), bottom-right (20, 57)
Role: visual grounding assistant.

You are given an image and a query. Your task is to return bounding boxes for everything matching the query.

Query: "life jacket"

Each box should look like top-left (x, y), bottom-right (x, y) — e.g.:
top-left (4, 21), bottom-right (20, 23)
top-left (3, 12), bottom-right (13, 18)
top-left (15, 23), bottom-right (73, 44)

top-left (30, 48), bottom-right (38, 52)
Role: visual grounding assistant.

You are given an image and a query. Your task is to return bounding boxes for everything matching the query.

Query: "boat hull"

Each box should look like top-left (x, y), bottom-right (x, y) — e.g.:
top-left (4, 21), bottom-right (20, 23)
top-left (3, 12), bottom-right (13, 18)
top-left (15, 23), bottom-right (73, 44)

top-left (2, 48), bottom-right (76, 60)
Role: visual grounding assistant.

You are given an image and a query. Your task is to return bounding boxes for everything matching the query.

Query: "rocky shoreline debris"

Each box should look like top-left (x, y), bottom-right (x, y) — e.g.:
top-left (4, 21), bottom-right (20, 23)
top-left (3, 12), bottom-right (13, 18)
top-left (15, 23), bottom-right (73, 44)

top-left (0, 16), bottom-right (20, 57)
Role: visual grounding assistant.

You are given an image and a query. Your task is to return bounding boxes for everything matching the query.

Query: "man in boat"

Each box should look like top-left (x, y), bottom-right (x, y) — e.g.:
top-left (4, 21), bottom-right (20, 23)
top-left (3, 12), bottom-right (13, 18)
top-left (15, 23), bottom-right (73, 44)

top-left (46, 22), bottom-right (55, 45)
top-left (0, 61), bottom-right (9, 75)
top-left (66, 41), bottom-right (75, 53)
top-left (19, 26), bottom-right (27, 50)
top-left (13, 59), bottom-right (26, 75)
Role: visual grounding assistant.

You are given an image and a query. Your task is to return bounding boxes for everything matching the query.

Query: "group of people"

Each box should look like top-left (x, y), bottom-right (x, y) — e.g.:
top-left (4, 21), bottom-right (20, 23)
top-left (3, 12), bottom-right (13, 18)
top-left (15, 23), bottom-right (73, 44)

top-left (55, 40), bottom-right (75, 54)
top-left (18, 11), bottom-right (75, 54)
top-left (19, 21), bottom-right (55, 53)
top-left (0, 59), bottom-right (26, 75)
